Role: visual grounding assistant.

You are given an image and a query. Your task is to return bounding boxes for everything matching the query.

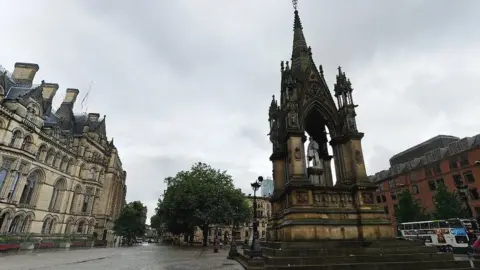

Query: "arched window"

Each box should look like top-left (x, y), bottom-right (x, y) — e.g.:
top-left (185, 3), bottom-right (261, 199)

top-left (36, 145), bottom-right (47, 161)
top-left (47, 219), bottom-right (56, 234)
top-left (0, 160), bottom-right (12, 195)
top-left (53, 153), bottom-right (61, 168)
top-left (49, 178), bottom-right (67, 212)
top-left (19, 170), bottom-right (40, 205)
top-left (69, 185), bottom-right (83, 214)
top-left (66, 159), bottom-right (74, 175)
top-left (41, 218), bottom-right (50, 234)
top-left (65, 219), bottom-right (73, 234)
top-left (60, 156), bottom-right (68, 171)
top-left (8, 215), bottom-right (22, 233)
top-left (0, 212), bottom-right (10, 232)
top-left (20, 215), bottom-right (32, 233)
top-left (46, 149), bottom-right (55, 165)
top-left (6, 170), bottom-right (20, 200)
top-left (89, 168), bottom-right (96, 180)
top-left (9, 130), bottom-right (22, 147)
top-left (21, 135), bottom-right (32, 152)
top-left (77, 220), bottom-right (85, 234)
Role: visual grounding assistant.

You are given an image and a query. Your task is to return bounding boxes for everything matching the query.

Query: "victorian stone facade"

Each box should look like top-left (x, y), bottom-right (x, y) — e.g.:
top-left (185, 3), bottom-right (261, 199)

top-left (0, 62), bottom-right (126, 243)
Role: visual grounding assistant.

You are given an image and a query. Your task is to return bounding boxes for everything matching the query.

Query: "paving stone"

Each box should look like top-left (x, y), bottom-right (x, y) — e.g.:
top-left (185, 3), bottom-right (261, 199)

top-left (0, 243), bottom-right (243, 270)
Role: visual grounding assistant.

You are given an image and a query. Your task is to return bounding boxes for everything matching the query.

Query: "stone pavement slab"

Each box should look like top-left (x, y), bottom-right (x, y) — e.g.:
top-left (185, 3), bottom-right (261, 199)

top-left (0, 243), bottom-right (243, 270)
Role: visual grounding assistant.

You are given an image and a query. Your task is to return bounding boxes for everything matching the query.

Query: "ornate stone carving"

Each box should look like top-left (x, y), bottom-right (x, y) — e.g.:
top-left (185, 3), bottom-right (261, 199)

top-left (362, 192), bottom-right (374, 204)
top-left (294, 147), bottom-right (301, 160)
top-left (296, 192), bottom-right (308, 204)
top-left (355, 150), bottom-right (364, 164)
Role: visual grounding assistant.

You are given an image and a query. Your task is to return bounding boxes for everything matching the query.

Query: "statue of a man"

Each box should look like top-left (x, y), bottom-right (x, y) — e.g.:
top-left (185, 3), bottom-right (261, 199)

top-left (307, 137), bottom-right (323, 168)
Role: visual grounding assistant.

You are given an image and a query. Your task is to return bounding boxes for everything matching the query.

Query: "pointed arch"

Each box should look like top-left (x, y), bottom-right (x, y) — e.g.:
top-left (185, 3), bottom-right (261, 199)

top-left (53, 152), bottom-right (61, 169)
top-left (36, 144), bottom-right (48, 162)
top-left (9, 129), bottom-right (23, 147)
top-left (21, 135), bottom-right (33, 152)
top-left (64, 217), bottom-right (74, 234)
top-left (88, 166), bottom-right (98, 181)
top-left (20, 211), bottom-right (35, 233)
top-left (60, 155), bottom-right (68, 171)
top-left (75, 218), bottom-right (88, 234)
top-left (46, 148), bottom-right (55, 165)
top-left (69, 184), bottom-right (83, 214)
top-left (78, 163), bottom-right (86, 178)
top-left (301, 99), bottom-right (340, 137)
top-left (66, 158), bottom-right (75, 175)
top-left (49, 178), bottom-right (67, 212)
top-left (87, 218), bottom-right (95, 234)
top-left (19, 168), bottom-right (45, 206)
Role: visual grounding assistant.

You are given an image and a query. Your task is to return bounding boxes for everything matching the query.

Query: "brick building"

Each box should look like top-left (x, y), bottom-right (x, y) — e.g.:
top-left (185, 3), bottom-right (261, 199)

top-left (369, 134), bottom-right (480, 227)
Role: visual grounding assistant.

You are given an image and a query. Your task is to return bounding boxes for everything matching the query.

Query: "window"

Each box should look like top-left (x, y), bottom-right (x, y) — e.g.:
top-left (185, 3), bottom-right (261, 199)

top-left (433, 163), bottom-right (441, 174)
top-left (77, 221), bottom-right (85, 234)
top-left (381, 195), bottom-right (387, 202)
top-left (376, 195), bottom-right (382, 203)
top-left (89, 168), bottom-right (96, 180)
top-left (428, 180), bottom-right (436, 191)
top-left (436, 178), bottom-right (444, 186)
top-left (384, 206), bottom-right (389, 214)
top-left (449, 159), bottom-right (459, 170)
top-left (460, 155), bottom-right (469, 168)
top-left (412, 185), bottom-right (419, 194)
top-left (464, 172), bottom-right (475, 183)
top-left (7, 171), bottom-right (20, 200)
top-left (82, 194), bottom-right (90, 213)
top-left (453, 174), bottom-right (463, 186)
top-left (9, 130), bottom-right (21, 147)
top-left (469, 188), bottom-right (480, 200)
top-left (388, 179), bottom-right (395, 189)
top-left (391, 192), bottom-right (397, 201)
top-left (19, 171), bottom-right (39, 205)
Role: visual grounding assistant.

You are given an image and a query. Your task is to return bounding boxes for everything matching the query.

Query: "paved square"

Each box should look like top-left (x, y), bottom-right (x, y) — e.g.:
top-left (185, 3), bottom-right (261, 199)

top-left (0, 244), bottom-right (243, 270)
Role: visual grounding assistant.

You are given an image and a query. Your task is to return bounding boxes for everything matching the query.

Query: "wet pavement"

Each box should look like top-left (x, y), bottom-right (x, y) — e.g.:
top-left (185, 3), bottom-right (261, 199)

top-left (0, 243), bottom-right (243, 270)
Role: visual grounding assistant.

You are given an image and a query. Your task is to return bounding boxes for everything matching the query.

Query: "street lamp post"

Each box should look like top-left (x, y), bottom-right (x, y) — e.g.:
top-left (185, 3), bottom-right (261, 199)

top-left (457, 184), bottom-right (474, 218)
top-left (250, 176), bottom-right (263, 259)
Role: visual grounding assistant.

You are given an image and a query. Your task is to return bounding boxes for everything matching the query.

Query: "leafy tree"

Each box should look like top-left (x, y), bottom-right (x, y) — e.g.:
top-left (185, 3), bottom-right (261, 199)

top-left (394, 190), bottom-right (429, 223)
top-left (157, 162), bottom-right (252, 246)
top-left (150, 214), bottom-right (162, 231)
top-left (433, 183), bottom-right (469, 219)
top-left (114, 201), bottom-right (147, 245)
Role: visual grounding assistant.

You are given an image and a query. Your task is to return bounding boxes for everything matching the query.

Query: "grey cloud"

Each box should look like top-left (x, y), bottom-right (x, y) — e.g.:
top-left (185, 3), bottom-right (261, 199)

top-left (2, 0), bottom-right (480, 221)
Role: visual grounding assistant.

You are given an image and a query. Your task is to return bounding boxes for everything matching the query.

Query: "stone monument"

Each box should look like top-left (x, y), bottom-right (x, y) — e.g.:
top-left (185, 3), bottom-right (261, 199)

top-left (261, 1), bottom-right (473, 269)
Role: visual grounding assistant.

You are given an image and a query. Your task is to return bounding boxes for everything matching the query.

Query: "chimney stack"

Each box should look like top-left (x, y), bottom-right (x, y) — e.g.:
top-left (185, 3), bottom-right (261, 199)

top-left (12, 62), bottom-right (39, 85)
top-left (41, 82), bottom-right (59, 101)
top-left (62, 88), bottom-right (79, 104)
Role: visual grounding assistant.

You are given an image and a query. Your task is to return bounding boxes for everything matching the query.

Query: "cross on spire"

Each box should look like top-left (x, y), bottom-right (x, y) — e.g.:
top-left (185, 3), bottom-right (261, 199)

top-left (292, 0), bottom-right (298, 10)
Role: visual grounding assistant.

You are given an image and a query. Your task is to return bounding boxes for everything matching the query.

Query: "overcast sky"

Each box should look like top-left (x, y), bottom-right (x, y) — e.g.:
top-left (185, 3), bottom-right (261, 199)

top-left (1, 0), bottom-right (479, 222)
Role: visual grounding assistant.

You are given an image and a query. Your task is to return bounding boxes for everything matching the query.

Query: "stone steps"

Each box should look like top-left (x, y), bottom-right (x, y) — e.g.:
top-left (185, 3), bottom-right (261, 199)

top-left (264, 253), bottom-right (456, 265)
top-left (261, 245), bottom-right (437, 257)
top-left (263, 260), bottom-right (472, 270)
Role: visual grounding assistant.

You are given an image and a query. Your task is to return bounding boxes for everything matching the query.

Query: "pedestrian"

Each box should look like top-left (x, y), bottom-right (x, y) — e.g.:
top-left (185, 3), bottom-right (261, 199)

top-left (472, 238), bottom-right (480, 253)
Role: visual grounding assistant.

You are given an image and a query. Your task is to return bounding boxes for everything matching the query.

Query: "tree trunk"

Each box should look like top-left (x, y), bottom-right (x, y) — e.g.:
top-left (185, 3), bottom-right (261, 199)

top-left (202, 224), bottom-right (209, 247)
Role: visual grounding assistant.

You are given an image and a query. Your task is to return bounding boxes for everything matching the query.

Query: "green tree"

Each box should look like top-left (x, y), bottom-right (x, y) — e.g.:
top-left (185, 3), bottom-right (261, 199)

top-left (433, 183), bottom-right (469, 219)
top-left (157, 162), bottom-right (252, 246)
top-left (150, 214), bottom-right (162, 231)
top-left (394, 190), bottom-right (429, 223)
top-left (114, 201), bottom-right (147, 245)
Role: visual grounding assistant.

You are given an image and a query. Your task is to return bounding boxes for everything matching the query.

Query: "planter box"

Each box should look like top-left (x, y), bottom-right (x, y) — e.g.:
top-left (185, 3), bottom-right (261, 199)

top-left (71, 241), bottom-right (86, 247)
top-left (20, 242), bottom-right (35, 250)
top-left (58, 241), bottom-right (71, 248)
top-left (36, 242), bottom-right (55, 249)
top-left (0, 243), bottom-right (20, 251)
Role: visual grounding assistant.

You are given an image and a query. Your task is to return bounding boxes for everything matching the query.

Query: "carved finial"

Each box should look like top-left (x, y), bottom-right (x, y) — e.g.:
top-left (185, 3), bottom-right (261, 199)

top-left (338, 66), bottom-right (342, 75)
top-left (319, 65), bottom-right (324, 76)
top-left (41, 80), bottom-right (45, 84)
top-left (307, 46), bottom-right (312, 56)
top-left (286, 61), bottom-right (290, 70)
top-left (281, 61), bottom-right (284, 72)
top-left (292, 0), bottom-right (298, 10)
top-left (272, 95), bottom-right (275, 101)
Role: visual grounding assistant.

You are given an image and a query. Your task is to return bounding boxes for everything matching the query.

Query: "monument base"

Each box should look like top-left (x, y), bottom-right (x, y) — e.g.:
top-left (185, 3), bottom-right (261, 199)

top-left (261, 240), bottom-right (473, 269)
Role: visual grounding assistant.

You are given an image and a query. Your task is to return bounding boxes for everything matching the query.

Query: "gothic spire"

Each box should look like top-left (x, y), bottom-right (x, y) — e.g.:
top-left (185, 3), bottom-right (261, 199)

top-left (291, 10), bottom-right (308, 67)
